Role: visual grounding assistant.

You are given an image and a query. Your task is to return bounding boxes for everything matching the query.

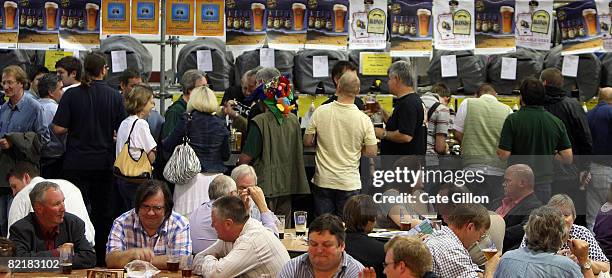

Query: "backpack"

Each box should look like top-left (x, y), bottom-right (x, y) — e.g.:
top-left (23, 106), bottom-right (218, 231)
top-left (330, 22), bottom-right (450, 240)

top-left (100, 36), bottom-right (153, 89)
top-left (177, 37), bottom-right (235, 91)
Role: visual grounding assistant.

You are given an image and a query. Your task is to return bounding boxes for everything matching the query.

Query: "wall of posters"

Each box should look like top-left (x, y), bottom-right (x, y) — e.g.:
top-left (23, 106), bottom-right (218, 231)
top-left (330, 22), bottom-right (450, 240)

top-left (348, 0), bottom-right (387, 50)
top-left (131, 0), bottom-right (158, 34)
top-left (515, 0), bottom-right (553, 50)
top-left (304, 0), bottom-right (348, 50)
top-left (389, 0), bottom-right (432, 57)
top-left (0, 0), bottom-right (19, 48)
top-left (195, 0), bottom-right (223, 36)
top-left (17, 0), bottom-right (60, 49)
top-left (265, 0), bottom-right (306, 50)
top-left (475, 0), bottom-right (515, 54)
top-left (557, 0), bottom-right (603, 55)
top-left (101, 0), bottom-right (130, 34)
top-left (596, 0), bottom-right (612, 51)
top-left (225, 0), bottom-right (266, 50)
top-left (165, 0), bottom-right (194, 36)
top-left (59, 0), bottom-right (100, 50)
top-left (433, 0), bottom-right (475, 50)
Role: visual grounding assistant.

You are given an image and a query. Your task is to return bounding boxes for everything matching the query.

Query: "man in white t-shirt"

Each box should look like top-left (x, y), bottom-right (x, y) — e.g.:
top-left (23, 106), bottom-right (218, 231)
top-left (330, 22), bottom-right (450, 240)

top-left (304, 71), bottom-right (378, 217)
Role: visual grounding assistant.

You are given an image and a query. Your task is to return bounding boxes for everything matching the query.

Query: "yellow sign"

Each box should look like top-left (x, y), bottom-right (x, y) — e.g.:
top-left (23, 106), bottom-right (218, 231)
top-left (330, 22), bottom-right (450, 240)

top-left (585, 97), bottom-right (599, 111)
top-left (44, 51), bottom-right (73, 71)
top-left (214, 92), bottom-right (224, 105)
top-left (297, 94), bottom-right (314, 117)
top-left (195, 0), bottom-right (224, 36)
top-left (166, 0), bottom-right (195, 36)
top-left (132, 0), bottom-right (160, 35)
top-left (375, 94), bottom-right (393, 114)
top-left (496, 96), bottom-right (520, 109)
top-left (102, 0), bottom-right (131, 35)
top-left (360, 52), bottom-right (392, 76)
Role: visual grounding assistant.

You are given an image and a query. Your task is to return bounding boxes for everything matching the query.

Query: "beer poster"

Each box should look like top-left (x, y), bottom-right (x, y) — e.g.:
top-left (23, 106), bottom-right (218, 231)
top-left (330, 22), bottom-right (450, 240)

top-left (595, 0), bottom-right (612, 51)
top-left (59, 0), bottom-right (101, 50)
top-left (433, 0), bottom-right (475, 50)
top-left (225, 0), bottom-right (267, 50)
top-left (348, 0), bottom-right (387, 50)
top-left (165, 0), bottom-right (193, 35)
top-left (17, 0), bottom-right (60, 49)
top-left (304, 0), bottom-right (349, 50)
top-left (515, 0), bottom-right (553, 50)
top-left (0, 0), bottom-right (19, 48)
top-left (101, 0), bottom-right (130, 35)
top-left (474, 0), bottom-right (516, 54)
top-left (265, 0), bottom-right (307, 50)
top-left (131, 0), bottom-right (158, 34)
top-left (557, 0), bottom-right (603, 55)
top-left (388, 0), bottom-right (433, 57)
top-left (195, 0), bottom-right (223, 37)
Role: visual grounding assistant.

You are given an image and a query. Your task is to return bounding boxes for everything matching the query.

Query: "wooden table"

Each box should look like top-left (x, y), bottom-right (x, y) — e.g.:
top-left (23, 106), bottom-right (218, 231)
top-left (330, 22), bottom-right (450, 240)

top-left (281, 229), bottom-right (308, 257)
top-left (13, 269), bottom-right (193, 277)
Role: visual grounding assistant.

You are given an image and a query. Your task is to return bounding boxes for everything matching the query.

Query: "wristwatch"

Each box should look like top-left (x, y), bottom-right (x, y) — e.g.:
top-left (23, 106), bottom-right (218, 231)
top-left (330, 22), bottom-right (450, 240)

top-left (581, 259), bottom-right (592, 270)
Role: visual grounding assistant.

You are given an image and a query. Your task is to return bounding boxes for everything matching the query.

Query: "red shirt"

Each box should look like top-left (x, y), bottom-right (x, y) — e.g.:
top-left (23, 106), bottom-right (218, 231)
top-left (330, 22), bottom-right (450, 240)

top-left (36, 218), bottom-right (60, 256)
top-left (496, 191), bottom-right (534, 218)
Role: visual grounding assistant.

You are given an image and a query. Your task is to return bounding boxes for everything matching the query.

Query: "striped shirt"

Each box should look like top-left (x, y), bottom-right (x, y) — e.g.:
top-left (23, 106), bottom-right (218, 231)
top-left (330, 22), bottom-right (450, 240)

top-left (278, 251), bottom-right (365, 278)
top-left (193, 218), bottom-right (290, 278)
top-left (425, 226), bottom-right (482, 278)
top-left (106, 209), bottom-right (192, 257)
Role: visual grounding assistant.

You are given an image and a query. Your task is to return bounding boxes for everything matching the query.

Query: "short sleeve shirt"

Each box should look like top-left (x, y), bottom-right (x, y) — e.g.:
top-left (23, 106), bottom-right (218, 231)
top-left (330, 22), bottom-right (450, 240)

top-left (115, 115), bottom-right (157, 158)
top-left (381, 93), bottom-right (426, 155)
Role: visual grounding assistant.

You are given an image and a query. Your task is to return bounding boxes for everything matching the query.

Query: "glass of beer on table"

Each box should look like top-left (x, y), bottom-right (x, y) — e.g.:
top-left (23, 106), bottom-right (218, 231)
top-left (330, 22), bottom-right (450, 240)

top-left (479, 234), bottom-right (498, 260)
top-left (167, 253), bottom-right (180, 272)
top-left (180, 255), bottom-right (193, 277)
top-left (294, 211), bottom-right (307, 236)
top-left (59, 244), bottom-right (73, 274)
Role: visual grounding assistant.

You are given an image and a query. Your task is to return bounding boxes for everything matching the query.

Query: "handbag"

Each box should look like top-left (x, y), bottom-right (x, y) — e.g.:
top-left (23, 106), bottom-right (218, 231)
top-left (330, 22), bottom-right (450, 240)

top-left (113, 119), bottom-right (153, 181)
top-left (163, 113), bottom-right (201, 184)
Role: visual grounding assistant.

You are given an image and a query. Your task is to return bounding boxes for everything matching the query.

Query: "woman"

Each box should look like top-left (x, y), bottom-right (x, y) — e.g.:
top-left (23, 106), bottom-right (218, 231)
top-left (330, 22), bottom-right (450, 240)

top-left (343, 195), bottom-right (385, 278)
top-left (594, 186), bottom-right (612, 263)
top-left (115, 85), bottom-right (157, 211)
top-left (163, 86), bottom-right (229, 217)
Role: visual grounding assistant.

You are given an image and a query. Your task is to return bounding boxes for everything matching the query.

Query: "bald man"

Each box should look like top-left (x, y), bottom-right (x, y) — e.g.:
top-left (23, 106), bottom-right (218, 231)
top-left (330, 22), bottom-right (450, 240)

top-left (489, 164), bottom-right (543, 252)
top-left (304, 72), bottom-right (378, 217)
top-left (586, 87), bottom-right (612, 229)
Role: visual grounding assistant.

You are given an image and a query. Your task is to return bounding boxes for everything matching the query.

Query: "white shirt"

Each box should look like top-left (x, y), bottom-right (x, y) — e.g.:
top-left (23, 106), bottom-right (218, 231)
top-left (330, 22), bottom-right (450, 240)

top-left (115, 115), bottom-right (157, 159)
top-left (7, 176), bottom-right (96, 246)
top-left (193, 218), bottom-right (290, 278)
top-left (62, 82), bottom-right (81, 92)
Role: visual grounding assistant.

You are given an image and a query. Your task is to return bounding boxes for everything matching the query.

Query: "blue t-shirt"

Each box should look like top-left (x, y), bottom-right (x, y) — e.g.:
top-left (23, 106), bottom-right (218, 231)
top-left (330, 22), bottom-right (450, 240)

top-left (494, 247), bottom-right (582, 278)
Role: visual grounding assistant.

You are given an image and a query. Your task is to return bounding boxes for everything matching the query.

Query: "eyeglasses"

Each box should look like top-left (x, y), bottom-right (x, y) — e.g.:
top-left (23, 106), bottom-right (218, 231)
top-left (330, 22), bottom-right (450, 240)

top-left (382, 261), bottom-right (397, 268)
top-left (139, 205), bottom-right (165, 213)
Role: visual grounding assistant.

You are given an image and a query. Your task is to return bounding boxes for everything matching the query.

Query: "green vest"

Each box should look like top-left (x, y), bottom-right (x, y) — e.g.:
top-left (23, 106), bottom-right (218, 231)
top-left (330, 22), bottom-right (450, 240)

top-left (462, 95), bottom-right (513, 169)
top-left (252, 111), bottom-right (310, 198)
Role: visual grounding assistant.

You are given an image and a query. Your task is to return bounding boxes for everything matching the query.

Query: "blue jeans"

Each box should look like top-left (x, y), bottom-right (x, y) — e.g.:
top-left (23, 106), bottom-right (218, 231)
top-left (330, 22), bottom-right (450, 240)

top-left (313, 185), bottom-right (360, 217)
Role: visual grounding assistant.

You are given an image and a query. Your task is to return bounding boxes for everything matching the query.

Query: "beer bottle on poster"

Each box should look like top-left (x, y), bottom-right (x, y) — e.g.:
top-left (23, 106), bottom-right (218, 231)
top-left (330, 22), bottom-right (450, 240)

top-left (244, 11), bottom-right (251, 30)
top-left (66, 10), bottom-right (74, 28)
top-left (475, 13), bottom-right (481, 32)
top-left (233, 10), bottom-right (240, 29)
top-left (408, 17), bottom-right (416, 36)
top-left (325, 11), bottom-right (332, 31)
top-left (273, 10), bottom-right (281, 29)
top-left (314, 10), bottom-right (321, 29)
top-left (37, 10), bottom-right (43, 28)
top-left (60, 9), bottom-right (66, 27)
top-left (19, 8), bottom-right (25, 27)
top-left (398, 16), bottom-right (406, 35)
top-left (227, 10), bottom-right (234, 29)
top-left (267, 9), bottom-right (273, 28)
top-left (78, 10), bottom-right (84, 29)
top-left (26, 9), bottom-right (34, 28)
top-left (492, 15), bottom-right (500, 33)
top-left (284, 10), bottom-right (291, 30)
top-left (392, 16), bottom-right (399, 34)
top-left (308, 10), bottom-right (314, 28)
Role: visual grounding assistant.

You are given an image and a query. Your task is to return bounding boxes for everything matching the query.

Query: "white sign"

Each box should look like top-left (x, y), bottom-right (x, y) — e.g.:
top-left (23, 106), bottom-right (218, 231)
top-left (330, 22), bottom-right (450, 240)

top-left (433, 0), bottom-right (476, 51)
top-left (441, 55), bottom-right (458, 77)
top-left (111, 51), bottom-right (127, 73)
top-left (260, 48), bottom-right (275, 68)
top-left (312, 56), bottom-right (329, 78)
top-left (196, 50), bottom-right (213, 72)
top-left (562, 55), bottom-right (579, 77)
top-left (515, 0), bottom-right (554, 51)
top-left (501, 57), bottom-right (517, 80)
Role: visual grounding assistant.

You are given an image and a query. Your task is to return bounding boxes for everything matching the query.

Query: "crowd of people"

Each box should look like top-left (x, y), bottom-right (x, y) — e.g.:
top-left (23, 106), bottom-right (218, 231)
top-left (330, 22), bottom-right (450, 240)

top-left (0, 51), bottom-right (610, 278)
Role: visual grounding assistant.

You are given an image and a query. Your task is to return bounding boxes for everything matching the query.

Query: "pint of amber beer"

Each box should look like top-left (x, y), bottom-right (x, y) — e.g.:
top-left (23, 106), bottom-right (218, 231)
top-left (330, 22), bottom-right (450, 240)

top-left (45, 2), bottom-right (58, 30)
top-left (417, 9), bottom-right (431, 37)
top-left (251, 3), bottom-right (265, 31)
top-left (292, 3), bottom-right (305, 31)
top-left (333, 4), bottom-right (346, 32)
top-left (3, 1), bottom-right (17, 29)
top-left (499, 6), bottom-right (514, 34)
top-left (583, 8), bottom-right (597, 36)
top-left (85, 3), bottom-right (99, 31)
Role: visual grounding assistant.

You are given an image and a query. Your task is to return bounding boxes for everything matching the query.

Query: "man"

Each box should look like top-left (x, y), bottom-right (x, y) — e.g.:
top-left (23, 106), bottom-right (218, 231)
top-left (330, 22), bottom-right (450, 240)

top-left (189, 174), bottom-right (278, 253)
top-left (494, 206), bottom-right (594, 278)
top-left (321, 61), bottom-right (365, 110)
top-left (497, 77), bottom-right (573, 203)
top-left (220, 68), bottom-right (261, 134)
top-left (37, 74), bottom-right (65, 179)
top-left (162, 69), bottom-right (207, 139)
top-left (119, 69), bottom-right (164, 143)
top-left (26, 65), bottom-right (49, 98)
top-left (193, 196), bottom-right (289, 277)
top-left (53, 51), bottom-right (127, 265)
top-left (238, 68), bottom-right (310, 223)
top-left (488, 164), bottom-right (542, 252)
top-left (7, 162), bottom-right (94, 246)
top-left (455, 84), bottom-right (513, 200)
top-left (425, 203), bottom-right (499, 278)
top-left (375, 61), bottom-right (426, 156)
top-left (55, 56), bottom-right (82, 92)
top-left (106, 180), bottom-right (191, 269)
top-left (230, 164), bottom-right (280, 229)
top-left (304, 71), bottom-right (377, 217)
top-left (278, 214), bottom-right (365, 277)
top-left (384, 236), bottom-right (436, 278)
top-left (587, 87), bottom-right (612, 230)
top-left (9, 181), bottom-right (96, 268)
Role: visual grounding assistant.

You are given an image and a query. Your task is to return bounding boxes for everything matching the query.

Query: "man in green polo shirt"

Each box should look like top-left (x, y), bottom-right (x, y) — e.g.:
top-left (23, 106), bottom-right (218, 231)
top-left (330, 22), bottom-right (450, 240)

top-left (497, 77), bottom-right (573, 203)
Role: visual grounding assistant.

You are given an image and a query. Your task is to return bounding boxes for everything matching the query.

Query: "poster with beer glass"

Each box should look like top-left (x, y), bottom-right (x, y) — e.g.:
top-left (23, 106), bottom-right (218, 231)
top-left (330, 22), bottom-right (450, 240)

top-left (0, 0), bottom-right (18, 48)
top-left (304, 0), bottom-right (349, 50)
top-left (59, 0), bottom-right (101, 50)
top-left (265, 0), bottom-right (307, 50)
top-left (433, 0), bottom-right (475, 50)
top-left (17, 0), bottom-right (59, 49)
top-left (195, 0), bottom-right (224, 37)
top-left (595, 0), bottom-right (612, 51)
top-left (348, 0), bottom-right (387, 49)
top-left (225, 0), bottom-right (267, 50)
top-left (101, 0), bottom-right (130, 35)
top-left (131, 0), bottom-right (158, 35)
top-left (557, 0), bottom-right (603, 55)
top-left (474, 0), bottom-right (516, 54)
top-left (165, 0), bottom-right (194, 36)
top-left (514, 0), bottom-right (553, 50)
top-left (388, 0), bottom-right (432, 57)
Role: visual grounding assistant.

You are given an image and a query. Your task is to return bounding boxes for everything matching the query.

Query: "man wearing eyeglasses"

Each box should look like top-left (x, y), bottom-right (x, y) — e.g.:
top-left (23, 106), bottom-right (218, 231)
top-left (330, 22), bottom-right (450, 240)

top-left (105, 180), bottom-right (191, 269)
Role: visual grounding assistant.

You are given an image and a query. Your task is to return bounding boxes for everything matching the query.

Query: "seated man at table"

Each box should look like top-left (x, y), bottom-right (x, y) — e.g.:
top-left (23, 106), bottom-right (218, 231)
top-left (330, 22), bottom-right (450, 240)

top-left (384, 236), bottom-right (436, 278)
top-left (278, 214), bottom-right (365, 278)
top-left (193, 196), bottom-right (289, 277)
top-left (9, 182), bottom-right (96, 268)
top-left (425, 203), bottom-right (499, 278)
top-left (106, 180), bottom-right (191, 269)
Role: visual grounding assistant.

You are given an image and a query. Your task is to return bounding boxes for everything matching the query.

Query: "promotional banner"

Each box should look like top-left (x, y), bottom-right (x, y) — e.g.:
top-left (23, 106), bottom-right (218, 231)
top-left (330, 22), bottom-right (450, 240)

top-left (557, 0), bottom-right (603, 55)
top-left (514, 0), bottom-right (553, 50)
top-left (265, 0), bottom-right (307, 50)
top-left (388, 0), bottom-right (432, 57)
top-left (304, 0), bottom-right (348, 50)
top-left (348, 0), bottom-right (387, 50)
top-left (101, 0), bottom-right (129, 34)
top-left (225, 0), bottom-right (266, 50)
top-left (0, 0), bottom-right (19, 48)
top-left (18, 0), bottom-right (60, 49)
top-left (131, 0), bottom-right (158, 34)
top-left (165, 0), bottom-right (194, 36)
top-left (59, 0), bottom-right (100, 50)
top-left (195, 0), bottom-right (223, 36)
top-left (474, 0), bottom-right (516, 54)
top-left (433, 0), bottom-right (475, 50)
top-left (596, 0), bottom-right (612, 51)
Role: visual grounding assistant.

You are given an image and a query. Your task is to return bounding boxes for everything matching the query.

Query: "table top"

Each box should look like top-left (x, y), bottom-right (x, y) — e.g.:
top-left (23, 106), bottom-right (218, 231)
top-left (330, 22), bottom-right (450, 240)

top-left (12, 269), bottom-right (191, 277)
top-left (281, 229), bottom-right (308, 253)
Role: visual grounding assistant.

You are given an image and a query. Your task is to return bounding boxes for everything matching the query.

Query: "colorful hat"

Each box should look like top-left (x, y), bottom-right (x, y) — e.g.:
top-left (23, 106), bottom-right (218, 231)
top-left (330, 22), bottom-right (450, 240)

top-left (250, 75), bottom-right (295, 124)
